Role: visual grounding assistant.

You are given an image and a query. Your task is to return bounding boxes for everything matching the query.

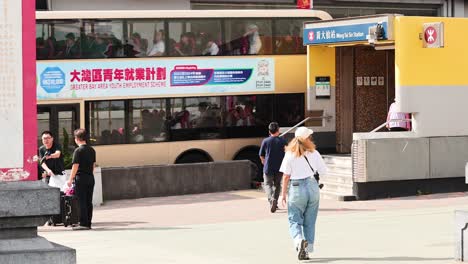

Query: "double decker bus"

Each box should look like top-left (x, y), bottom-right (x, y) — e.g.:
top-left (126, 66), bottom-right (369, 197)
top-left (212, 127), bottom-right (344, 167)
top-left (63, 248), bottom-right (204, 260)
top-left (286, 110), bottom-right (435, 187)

top-left (36, 9), bottom-right (332, 180)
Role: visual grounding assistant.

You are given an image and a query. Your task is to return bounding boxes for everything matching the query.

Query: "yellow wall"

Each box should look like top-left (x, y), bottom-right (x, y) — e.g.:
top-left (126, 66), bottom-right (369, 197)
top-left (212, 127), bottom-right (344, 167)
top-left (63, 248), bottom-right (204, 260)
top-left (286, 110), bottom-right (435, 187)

top-left (275, 55), bottom-right (307, 93)
top-left (308, 46), bottom-right (336, 86)
top-left (396, 16), bottom-right (468, 86)
top-left (395, 16), bottom-right (468, 137)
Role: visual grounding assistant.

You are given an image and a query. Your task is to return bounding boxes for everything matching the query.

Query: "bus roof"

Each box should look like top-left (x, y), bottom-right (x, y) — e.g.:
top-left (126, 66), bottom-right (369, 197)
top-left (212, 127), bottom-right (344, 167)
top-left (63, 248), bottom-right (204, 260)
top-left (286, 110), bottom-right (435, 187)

top-left (36, 9), bottom-right (332, 20)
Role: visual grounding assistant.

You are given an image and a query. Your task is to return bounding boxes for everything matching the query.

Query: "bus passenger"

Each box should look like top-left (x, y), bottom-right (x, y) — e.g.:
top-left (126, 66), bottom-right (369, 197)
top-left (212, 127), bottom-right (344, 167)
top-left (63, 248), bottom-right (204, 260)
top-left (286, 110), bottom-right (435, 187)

top-left (201, 33), bottom-right (219, 56)
top-left (141, 109), bottom-right (153, 141)
top-left (276, 27), bottom-right (304, 54)
top-left (62, 33), bottom-right (80, 59)
top-left (147, 30), bottom-right (165, 57)
top-left (36, 37), bottom-right (49, 60)
top-left (244, 24), bottom-right (262, 55)
top-left (174, 33), bottom-right (195, 56)
top-left (235, 106), bottom-right (246, 126)
top-left (244, 101), bottom-right (255, 126)
top-left (45, 36), bottom-right (57, 59)
top-left (129, 32), bottom-right (147, 57)
top-left (94, 34), bottom-right (111, 58)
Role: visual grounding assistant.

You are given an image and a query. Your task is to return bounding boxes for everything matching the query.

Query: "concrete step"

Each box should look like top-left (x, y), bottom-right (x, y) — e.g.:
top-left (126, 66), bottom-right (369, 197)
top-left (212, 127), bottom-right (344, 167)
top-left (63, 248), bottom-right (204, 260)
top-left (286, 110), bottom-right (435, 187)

top-left (320, 189), bottom-right (356, 201)
top-left (322, 172), bottom-right (354, 185)
top-left (320, 181), bottom-right (354, 195)
top-left (322, 155), bottom-right (352, 169)
top-left (325, 166), bottom-right (352, 176)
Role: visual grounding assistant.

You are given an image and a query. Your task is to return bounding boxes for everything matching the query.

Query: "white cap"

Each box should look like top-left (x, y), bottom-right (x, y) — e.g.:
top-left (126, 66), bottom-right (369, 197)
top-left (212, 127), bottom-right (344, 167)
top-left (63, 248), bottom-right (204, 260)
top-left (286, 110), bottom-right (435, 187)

top-left (294, 127), bottom-right (314, 139)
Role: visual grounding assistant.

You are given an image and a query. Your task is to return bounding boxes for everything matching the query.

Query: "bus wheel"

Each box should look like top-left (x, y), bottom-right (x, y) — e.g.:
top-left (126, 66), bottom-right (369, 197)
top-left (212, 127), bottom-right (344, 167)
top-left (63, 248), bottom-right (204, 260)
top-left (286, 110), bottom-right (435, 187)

top-left (234, 149), bottom-right (263, 182)
top-left (175, 150), bottom-right (212, 164)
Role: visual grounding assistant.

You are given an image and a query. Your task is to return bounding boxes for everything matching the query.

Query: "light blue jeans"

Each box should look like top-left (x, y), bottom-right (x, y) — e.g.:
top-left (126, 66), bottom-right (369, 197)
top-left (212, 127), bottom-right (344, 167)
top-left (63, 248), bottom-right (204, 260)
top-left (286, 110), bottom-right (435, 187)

top-left (287, 177), bottom-right (320, 251)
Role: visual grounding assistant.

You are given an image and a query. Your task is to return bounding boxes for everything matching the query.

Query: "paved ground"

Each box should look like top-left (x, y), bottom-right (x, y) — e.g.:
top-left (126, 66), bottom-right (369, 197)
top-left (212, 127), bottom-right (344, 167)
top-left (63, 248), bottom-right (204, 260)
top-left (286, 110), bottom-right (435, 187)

top-left (39, 190), bottom-right (468, 263)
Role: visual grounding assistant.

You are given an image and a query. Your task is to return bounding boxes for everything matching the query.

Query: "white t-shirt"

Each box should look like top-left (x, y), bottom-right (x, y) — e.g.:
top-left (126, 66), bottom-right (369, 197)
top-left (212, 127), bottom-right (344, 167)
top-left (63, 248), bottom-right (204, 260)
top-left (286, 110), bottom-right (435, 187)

top-left (203, 42), bottom-right (219, 55)
top-left (280, 150), bottom-right (327, 180)
top-left (147, 41), bottom-right (165, 56)
top-left (249, 33), bottom-right (262, 55)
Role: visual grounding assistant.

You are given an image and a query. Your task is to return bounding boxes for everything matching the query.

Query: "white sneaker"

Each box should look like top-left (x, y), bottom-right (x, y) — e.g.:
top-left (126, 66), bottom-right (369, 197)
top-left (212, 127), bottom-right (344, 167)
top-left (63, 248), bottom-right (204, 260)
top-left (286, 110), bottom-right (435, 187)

top-left (296, 239), bottom-right (308, 260)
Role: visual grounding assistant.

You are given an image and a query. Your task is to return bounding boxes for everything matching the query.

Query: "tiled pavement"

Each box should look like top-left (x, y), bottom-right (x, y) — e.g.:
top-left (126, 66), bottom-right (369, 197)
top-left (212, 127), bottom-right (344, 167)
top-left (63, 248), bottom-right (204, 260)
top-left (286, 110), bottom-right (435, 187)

top-left (39, 190), bottom-right (468, 263)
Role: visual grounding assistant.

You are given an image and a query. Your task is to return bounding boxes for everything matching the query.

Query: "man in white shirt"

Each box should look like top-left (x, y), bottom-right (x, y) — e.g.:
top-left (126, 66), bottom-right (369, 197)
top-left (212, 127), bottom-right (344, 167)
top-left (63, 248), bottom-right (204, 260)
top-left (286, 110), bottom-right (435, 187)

top-left (147, 30), bottom-right (165, 57)
top-left (202, 35), bottom-right (219, 56)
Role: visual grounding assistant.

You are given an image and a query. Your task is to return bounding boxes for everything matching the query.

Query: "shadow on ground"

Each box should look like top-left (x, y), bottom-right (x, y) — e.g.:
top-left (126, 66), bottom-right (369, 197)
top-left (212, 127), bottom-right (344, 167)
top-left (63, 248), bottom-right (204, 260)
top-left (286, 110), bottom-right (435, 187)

top-left (319, 208), bottom-right (376, 212)
top-left (303, 256), bottom-right (452, 263)
top-left (97, 192), bottom-right (255, 211)
top-left (39, 221), bottom-right (190, 232)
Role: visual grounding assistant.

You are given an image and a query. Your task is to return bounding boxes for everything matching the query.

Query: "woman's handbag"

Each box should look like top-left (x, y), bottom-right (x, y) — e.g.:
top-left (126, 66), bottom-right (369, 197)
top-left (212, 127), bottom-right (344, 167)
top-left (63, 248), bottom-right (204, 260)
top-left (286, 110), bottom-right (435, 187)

top-left (304, 155), bottom-right (324, 189)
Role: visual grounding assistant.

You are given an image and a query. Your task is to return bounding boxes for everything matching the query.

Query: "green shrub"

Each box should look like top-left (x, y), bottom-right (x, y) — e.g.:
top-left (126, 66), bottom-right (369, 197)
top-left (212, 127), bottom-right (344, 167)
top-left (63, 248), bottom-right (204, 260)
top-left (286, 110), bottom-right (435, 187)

top-left (62, 128), bottom-right (73, 169)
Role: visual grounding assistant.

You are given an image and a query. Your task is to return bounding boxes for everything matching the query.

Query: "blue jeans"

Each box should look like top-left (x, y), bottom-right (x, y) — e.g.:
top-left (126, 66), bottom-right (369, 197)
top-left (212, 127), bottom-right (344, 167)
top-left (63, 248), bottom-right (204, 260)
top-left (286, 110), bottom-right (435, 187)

top-left (288, 177), bottom-right (320, 250)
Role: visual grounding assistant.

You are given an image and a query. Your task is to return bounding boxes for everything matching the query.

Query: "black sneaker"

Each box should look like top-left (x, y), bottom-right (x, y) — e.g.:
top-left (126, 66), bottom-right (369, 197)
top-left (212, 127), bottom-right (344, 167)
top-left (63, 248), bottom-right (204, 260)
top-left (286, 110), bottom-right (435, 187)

top-left (270, 200), bottom-right (278, 213)
top-left (297, 239), bottom-right (308, 260)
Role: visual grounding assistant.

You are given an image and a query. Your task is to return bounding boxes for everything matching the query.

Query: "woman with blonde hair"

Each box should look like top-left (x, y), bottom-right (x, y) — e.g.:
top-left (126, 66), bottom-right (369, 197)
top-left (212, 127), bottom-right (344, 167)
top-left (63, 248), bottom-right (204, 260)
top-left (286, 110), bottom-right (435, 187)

top-left (280, 127), bottom-right (327, 260)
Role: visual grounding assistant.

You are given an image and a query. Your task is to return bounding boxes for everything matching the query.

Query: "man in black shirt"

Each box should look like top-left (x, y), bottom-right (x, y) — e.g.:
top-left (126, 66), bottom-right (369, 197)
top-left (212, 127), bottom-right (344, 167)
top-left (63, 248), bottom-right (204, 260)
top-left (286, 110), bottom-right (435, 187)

top-left (39, 131), bottom-right (65, 184)
top-left (67, 128), bottom-right (96, 231)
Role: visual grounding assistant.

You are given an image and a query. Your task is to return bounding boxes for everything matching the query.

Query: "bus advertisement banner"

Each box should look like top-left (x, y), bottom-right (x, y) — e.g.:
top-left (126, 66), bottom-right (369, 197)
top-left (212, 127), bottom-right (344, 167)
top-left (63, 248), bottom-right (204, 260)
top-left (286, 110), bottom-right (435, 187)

top-left (37, 58), bottom-right (275, 100)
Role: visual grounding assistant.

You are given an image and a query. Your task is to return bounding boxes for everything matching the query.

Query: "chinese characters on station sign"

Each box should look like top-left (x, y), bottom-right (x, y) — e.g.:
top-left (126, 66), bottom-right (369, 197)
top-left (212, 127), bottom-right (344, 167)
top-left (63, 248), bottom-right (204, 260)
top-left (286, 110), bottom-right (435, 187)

top-left (37, 58), bottom-right (274, 99)
top-left (303, 16), bottom-right (395, 45)
top-left (304, 22), bottom-right (388, 45)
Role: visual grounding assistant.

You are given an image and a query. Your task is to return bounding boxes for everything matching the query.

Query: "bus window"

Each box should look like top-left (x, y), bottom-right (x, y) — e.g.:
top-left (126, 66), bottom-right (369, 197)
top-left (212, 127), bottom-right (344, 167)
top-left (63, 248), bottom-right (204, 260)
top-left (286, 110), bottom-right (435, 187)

top-left (168, 19), bottom-right (222, 57)
top-left (275, 93), bottom-right (305, 127)
top-left (126, 20), bottom-right (165, 58)
top-left (167, 97), bottom-right (222, 129)
top-left (88, 101), bottom-right (126, 145)
top-left (168, 97), bottom-right (223, 141)
top-left (224, 95), bottom-right (273, 127)
top-left (129, 99), bottom-right (167, 143)
top-left (82, 20), bottom-right (125, 59)
top-left (224, 95), bottom-right (273, 138)
top-left (36, 20), bottom-right (81, 60)
top-left (223, 19), bottom-right (272, 56)
top-left (274, 19), bottom-right (308, 55)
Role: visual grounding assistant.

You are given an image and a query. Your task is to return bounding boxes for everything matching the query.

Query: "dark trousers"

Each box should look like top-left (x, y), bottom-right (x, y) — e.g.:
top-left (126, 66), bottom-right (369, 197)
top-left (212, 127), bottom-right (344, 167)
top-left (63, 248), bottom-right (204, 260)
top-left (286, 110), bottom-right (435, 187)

top-left (263, 172), bottom-right (283, 203)
top-left (75, 175), bottom-right (95, 228)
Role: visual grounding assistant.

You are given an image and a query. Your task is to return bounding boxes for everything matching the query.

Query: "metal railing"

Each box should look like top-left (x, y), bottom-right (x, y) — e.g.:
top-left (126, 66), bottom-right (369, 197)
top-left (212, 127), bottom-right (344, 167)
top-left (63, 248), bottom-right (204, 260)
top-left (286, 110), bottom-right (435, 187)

top-left (370, 119), bottom-right (412, 133)
top-left (279, 114), bottom-right (332, 137)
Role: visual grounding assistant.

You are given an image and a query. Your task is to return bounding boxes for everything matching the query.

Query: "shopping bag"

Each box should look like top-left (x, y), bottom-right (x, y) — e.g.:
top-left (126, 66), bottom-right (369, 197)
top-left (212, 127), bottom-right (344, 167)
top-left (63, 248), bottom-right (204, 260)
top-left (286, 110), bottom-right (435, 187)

top-left (48, 173), bottom-right (68, 192)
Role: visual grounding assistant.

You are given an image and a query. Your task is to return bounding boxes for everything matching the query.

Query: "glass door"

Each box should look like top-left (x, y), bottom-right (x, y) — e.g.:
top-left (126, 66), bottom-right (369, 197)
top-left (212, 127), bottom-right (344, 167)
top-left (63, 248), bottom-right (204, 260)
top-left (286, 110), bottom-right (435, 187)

top-left (37, 104), bottom-right (80, 152)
